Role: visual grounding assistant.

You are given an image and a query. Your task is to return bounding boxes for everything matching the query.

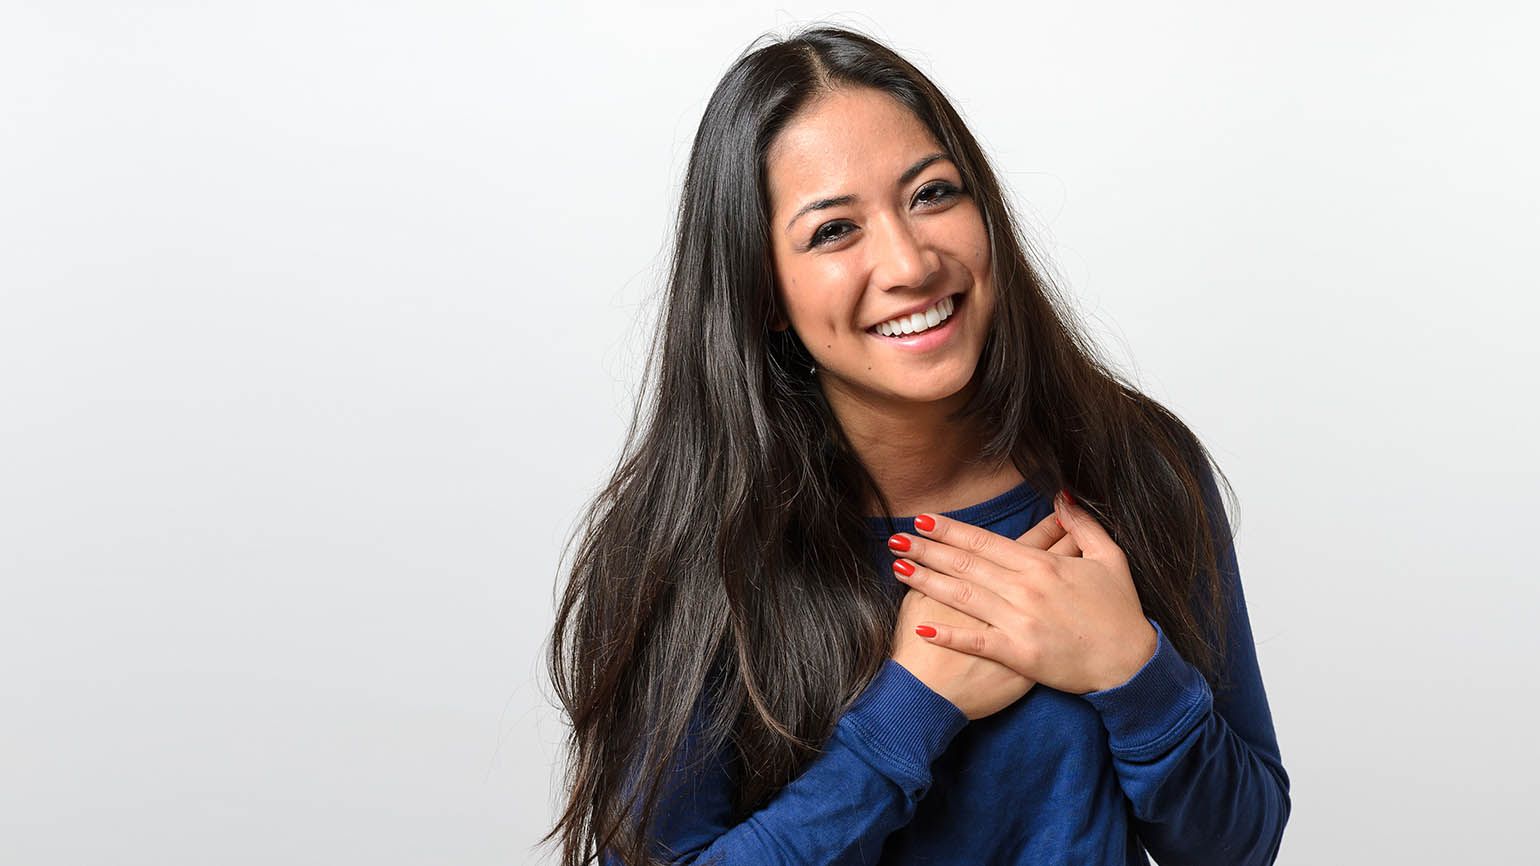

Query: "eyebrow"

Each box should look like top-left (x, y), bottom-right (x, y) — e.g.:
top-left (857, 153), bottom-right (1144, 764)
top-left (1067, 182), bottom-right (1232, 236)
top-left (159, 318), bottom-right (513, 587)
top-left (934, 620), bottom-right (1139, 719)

top-left (783, 151), bottom-right (953, 233)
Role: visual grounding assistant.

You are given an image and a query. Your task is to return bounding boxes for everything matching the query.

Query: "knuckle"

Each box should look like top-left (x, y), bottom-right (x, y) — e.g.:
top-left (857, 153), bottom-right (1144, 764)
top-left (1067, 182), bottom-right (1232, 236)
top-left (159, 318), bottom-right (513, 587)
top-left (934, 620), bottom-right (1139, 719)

top-left (1016, 638), bottom-right (1040, 668)
top-left (1007, 612), bottom-right (1033, 639)
top-left (951, 549), bottom-right (977, 575)
top-left (968, 631), bottom-right (989, 654)
top-left (949, 578), bottom-right (975, 606)
top-left (1005, 583), bottom-right (1039, 607)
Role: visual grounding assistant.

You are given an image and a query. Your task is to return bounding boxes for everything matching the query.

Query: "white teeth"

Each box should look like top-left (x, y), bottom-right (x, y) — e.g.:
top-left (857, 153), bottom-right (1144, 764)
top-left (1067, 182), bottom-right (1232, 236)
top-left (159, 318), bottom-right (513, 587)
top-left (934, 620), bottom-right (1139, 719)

top-left (877, 295), bottom-right (955, 337)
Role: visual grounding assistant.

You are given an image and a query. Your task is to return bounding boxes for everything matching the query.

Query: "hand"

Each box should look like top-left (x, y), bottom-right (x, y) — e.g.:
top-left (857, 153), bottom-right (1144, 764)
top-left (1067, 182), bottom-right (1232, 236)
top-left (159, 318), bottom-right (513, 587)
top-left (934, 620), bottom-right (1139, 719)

top-left (890, 588), bottom-right (1030, 720)
top-left (888, 509), bottom-right (1065, 720)
top-left (888, 491), bottom-right (1159, 696)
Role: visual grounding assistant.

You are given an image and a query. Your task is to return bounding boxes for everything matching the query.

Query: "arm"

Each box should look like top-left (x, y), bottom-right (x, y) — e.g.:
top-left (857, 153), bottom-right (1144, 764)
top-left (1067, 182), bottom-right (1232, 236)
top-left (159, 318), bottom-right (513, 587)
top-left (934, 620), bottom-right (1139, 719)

top-left (605, 659), bottom-right (967, 866)
top-left (1079, 471), bottom-right (1291, 866)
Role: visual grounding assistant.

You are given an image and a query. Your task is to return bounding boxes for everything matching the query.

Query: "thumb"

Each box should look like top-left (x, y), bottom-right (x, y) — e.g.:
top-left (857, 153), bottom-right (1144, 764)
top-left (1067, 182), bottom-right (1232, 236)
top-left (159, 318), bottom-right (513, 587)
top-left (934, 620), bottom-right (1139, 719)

top-left (1056, 490), bottom-right (1115, 558)
top-left (1015, 509), bottom-right (1066, 551)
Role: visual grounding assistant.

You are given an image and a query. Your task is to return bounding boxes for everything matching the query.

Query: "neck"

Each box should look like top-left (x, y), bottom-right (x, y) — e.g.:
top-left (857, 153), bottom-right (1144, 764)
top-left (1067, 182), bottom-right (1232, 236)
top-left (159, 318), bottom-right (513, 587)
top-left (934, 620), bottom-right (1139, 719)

top-left (822, 376), bottom-right (1024, 518)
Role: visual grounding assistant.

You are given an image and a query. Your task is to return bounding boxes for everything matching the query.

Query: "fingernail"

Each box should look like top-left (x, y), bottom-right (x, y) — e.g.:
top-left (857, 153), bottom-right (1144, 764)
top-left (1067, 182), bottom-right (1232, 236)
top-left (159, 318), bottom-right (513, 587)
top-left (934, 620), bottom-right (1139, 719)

top-left (914, 513), bottom-right (936, 532)
top-left (915, 625), bottom-right (937, 638)
top-left (887, 533), bottom-right (911, 552)
top-left (892, 558), bottom-right (915, 576)
top-left (1054, 514), bottom-right (1063, 530)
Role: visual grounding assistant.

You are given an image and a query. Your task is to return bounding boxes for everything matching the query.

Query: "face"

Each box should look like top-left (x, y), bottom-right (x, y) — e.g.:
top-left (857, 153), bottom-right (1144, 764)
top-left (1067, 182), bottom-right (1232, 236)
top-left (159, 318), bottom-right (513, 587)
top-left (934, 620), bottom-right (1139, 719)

top-left (765, 87), bottom-right (994, 408)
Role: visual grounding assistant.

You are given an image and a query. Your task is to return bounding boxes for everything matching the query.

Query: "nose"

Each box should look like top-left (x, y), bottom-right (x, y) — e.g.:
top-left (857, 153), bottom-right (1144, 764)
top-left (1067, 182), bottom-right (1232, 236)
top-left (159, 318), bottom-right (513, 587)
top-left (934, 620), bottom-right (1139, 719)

top-left (869, 211), bottom-right (941, 292)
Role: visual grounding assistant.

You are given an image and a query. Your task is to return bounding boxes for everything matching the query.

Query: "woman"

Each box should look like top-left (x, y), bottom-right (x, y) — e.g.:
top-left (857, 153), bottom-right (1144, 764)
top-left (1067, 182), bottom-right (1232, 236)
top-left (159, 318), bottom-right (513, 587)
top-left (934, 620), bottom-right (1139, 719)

top-left (545, 25), bottom-right (1290, 866)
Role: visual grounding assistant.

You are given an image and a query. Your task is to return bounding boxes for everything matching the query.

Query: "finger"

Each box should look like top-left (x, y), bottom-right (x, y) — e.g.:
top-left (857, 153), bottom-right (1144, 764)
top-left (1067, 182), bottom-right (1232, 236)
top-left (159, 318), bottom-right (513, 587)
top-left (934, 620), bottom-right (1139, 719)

top-left (914, 620), bottom-right (1007, 663)
top-left (891, 557), bottom-right (1014, 626)
top-left (1015, 509), bottom-right (1069, 551)
top-left (1055, 490), bottom-right (1118, 560)
top-left (889, 529), bottom-right (1025, 602)
top-left (909, 511), bottom-right (1044, 574)
top-left (1048, 532), bottom-right (1081, 556)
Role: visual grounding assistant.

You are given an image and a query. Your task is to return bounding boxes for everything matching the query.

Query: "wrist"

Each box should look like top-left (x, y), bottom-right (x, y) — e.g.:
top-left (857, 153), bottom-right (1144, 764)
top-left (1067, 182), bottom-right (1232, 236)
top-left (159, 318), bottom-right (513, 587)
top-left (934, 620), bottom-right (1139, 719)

top-left (1092, 618), bottom-right (1159, 693)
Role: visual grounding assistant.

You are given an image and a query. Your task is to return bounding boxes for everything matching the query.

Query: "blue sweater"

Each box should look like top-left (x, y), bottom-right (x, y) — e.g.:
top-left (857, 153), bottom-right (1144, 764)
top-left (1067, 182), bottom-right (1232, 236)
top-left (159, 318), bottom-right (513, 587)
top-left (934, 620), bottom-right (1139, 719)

top-left (614, 475), bottom-right (1290, 864)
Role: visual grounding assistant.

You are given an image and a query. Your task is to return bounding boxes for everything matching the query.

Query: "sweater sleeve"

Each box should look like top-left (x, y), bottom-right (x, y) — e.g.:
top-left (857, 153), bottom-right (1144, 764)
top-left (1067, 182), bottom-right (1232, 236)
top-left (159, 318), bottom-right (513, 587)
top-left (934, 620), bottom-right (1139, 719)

top-left (604, 658), bottom-right (968, 866)
top-left (1079, 470), bottom-right (1292, 866)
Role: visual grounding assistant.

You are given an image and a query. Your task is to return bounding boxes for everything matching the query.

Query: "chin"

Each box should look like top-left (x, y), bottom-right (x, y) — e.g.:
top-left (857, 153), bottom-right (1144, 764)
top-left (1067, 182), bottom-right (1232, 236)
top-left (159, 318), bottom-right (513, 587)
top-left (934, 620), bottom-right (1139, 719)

top-left (885, 370), bottom-right (976, 403)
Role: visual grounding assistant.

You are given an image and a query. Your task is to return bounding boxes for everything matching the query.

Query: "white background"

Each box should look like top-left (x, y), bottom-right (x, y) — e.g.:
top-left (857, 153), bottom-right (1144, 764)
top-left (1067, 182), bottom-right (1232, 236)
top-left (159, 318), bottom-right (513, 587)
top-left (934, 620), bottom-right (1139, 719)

top-left (3, 2), bottom-right (1536, 864)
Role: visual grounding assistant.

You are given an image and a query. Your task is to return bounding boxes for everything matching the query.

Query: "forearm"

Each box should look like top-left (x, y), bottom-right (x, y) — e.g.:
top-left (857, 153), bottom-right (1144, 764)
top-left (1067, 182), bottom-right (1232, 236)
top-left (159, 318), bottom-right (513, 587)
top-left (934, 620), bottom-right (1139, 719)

top-left (611, 660), bottom-right (969, 865)
top-left (1082, 617), bottom-right (1290, 866)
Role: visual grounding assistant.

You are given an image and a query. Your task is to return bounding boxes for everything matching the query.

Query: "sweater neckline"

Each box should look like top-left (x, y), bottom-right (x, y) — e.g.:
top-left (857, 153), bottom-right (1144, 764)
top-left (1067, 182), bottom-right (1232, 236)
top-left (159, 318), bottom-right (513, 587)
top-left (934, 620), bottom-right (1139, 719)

top-left (864, 477), bottom-right (1045, 535)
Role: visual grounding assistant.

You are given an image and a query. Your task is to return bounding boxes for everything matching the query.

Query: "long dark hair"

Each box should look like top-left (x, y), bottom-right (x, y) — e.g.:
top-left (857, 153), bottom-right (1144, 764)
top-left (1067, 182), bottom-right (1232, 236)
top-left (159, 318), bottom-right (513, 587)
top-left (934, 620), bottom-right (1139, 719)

top-left (544, 23), bottom-right (1239, 866)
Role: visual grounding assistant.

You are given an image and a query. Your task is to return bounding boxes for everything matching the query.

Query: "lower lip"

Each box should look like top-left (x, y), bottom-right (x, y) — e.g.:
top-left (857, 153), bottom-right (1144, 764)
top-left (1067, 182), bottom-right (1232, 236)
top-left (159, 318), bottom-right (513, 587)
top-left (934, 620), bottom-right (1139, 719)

top-left (866, 293), bottom-right (965, 351)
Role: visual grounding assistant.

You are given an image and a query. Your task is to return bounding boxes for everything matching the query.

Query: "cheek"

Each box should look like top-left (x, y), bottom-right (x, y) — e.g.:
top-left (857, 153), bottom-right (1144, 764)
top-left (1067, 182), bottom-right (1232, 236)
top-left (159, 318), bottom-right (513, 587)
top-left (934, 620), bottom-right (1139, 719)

top-left (773, 264), bottom-right (804, 318)
top-left (968, 245), bottom-right (990, 285)
top-left (789, 268), bottom-right (858, 333)
top-left (967, 223), bottom-right (991, 276)
top-left (781, 279), bottom-right (818, 327)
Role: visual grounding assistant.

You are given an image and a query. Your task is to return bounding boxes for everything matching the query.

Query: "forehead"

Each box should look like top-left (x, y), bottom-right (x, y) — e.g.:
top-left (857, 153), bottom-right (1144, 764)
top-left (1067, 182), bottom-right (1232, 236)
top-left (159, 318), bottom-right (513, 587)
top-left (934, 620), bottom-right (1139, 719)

top-left (765, 89), bottom-right (944, 214)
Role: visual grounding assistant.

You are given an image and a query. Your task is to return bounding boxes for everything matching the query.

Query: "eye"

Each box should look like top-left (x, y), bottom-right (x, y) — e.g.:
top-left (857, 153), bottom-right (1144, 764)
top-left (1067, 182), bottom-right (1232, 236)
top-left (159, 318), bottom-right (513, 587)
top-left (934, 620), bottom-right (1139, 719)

top-left (914, 180), bottom-right (964, 206)
top-left (808, 220), bottom-right (854, 249)
top-left (805, 180), bottom-right (967, 250)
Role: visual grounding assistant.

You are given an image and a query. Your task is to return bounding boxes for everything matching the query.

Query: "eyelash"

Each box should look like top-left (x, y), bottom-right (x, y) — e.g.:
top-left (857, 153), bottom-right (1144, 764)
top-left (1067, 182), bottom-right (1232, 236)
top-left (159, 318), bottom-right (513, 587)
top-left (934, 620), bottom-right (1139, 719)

top-left (807, 181), bottom-right (965, 249)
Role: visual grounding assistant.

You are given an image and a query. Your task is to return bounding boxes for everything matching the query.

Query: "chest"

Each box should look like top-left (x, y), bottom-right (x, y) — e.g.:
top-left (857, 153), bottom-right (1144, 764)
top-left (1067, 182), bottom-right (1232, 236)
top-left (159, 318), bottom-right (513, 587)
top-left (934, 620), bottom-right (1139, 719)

top-left (881, 687), bottom-right (1138, 864)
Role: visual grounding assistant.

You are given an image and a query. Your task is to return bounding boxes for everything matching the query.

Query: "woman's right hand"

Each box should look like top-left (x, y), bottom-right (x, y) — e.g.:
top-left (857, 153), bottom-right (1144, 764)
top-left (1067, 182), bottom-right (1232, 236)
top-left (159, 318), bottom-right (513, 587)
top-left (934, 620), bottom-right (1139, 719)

top-left (891, 588), bottom-right (1034, 719)
top-left (888, 508), bottom-right (1070, 720)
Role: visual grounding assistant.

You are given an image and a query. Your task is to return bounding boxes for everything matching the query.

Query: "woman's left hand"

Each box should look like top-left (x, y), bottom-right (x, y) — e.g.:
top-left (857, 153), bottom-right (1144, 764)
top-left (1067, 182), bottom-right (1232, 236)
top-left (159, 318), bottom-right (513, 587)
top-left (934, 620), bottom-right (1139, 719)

top-left (889, 491), bottom-right (1159, 695)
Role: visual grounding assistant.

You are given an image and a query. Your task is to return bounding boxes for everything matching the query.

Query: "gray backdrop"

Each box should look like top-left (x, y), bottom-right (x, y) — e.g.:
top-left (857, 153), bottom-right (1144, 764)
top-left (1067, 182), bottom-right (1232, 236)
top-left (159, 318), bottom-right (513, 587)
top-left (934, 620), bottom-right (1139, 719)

top-left (3, 2), bottom-right (1536, 864)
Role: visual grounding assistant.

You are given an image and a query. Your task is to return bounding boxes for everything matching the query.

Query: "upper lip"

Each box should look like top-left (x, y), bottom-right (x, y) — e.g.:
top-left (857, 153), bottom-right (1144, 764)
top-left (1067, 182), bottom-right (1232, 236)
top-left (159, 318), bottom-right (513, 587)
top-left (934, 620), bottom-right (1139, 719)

top-left (867, 292), bottom-right (960, 331)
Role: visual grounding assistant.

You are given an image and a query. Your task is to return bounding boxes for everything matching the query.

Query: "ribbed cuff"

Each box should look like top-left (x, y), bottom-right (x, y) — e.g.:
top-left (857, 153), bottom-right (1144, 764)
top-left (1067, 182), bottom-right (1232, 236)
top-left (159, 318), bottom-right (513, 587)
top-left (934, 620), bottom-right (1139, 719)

top-left (834, 659), bottom-right (969, 798)
top-left (1081, 617), bottom-right (1213, 761)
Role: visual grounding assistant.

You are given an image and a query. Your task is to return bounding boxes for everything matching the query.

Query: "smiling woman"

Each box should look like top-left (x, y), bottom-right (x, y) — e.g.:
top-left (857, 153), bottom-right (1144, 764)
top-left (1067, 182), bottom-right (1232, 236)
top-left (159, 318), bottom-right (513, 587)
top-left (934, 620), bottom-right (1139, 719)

top-left (545, 23), bottom-right (1289, 866)
top-left (766, 91), bottom-right (992, 421)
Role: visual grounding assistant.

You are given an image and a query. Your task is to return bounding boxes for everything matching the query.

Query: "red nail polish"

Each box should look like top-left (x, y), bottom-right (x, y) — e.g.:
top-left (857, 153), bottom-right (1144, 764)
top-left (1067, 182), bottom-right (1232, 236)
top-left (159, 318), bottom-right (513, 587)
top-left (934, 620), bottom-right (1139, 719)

top-left (892, 558), bottom-right (915, 576)
top-left (915, 625), bottom-right (937, 638)
top-left (1054, 514), bottom-right (1063, 530)
top-left (914, 513), bottom-right (935, 532)
top-left (888, 533), bottom-right (910, 552)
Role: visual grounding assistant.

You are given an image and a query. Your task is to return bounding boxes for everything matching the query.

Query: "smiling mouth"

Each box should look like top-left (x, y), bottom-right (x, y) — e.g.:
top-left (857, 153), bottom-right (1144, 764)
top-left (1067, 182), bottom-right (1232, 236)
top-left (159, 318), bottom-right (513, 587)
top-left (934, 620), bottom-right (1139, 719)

top-left (866, 292), bottom-right (964, 338)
